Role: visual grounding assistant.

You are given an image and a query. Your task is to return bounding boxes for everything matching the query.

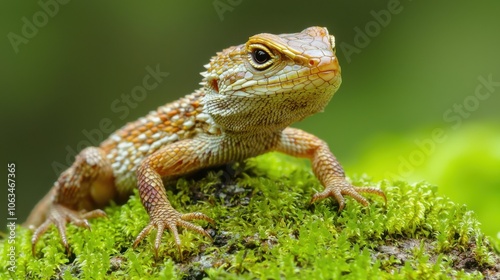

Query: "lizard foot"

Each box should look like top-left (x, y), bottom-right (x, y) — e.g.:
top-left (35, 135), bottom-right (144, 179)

top-left (133, 205), bottom-right (214, 258)
top-left (311, 179), bottom-right (386, 211)
top-left (31, 204), bottom-right (106, 255)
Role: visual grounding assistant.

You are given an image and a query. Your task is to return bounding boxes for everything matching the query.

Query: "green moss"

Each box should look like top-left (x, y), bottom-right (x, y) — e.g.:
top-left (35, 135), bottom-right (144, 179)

top-left (1, 153), bottom-right (499, 279)
top-left (352, 122), bottom-right (500, 238)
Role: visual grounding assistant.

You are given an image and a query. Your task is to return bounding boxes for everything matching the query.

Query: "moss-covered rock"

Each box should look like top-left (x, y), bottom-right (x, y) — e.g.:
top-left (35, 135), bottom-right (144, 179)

top-left (1, 153), bottom-right (499, 279)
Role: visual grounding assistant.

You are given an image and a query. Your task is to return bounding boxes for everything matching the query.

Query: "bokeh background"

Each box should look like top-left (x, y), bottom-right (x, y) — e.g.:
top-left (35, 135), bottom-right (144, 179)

top-left (1, 1), bottom-right (499, 240)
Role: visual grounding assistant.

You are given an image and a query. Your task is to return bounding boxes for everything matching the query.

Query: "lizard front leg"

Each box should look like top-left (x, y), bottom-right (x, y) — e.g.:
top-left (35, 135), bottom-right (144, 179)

top-left (29, 147), bottom-right (115, 255)
top-left (276, 127), bottom-right (386, 210)
top-left (132, 138), bottom-right (215, 257)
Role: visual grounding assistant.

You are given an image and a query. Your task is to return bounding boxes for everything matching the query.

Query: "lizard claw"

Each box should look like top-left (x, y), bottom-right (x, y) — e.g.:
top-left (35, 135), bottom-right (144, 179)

top-left (31, 204), bottom-right (106, 256)
top-left (311, 179), bottom-right (386, 211)
top-left (132, 206), bottom-right (214, 259)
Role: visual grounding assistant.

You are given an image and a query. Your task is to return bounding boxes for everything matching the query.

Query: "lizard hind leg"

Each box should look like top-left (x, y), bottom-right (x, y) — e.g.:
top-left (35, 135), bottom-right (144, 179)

top-left (29, 146), bottom-right (115, 255)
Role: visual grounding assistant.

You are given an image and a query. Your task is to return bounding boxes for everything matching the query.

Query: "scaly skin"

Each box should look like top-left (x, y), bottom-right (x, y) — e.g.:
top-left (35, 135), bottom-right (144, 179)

top-left (26, 26), bottom-right (386, 257)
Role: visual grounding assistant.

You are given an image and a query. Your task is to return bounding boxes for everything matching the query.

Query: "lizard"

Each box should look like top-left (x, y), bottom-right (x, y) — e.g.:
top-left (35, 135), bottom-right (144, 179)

top-left (26, 26), bottom-right (386, 257)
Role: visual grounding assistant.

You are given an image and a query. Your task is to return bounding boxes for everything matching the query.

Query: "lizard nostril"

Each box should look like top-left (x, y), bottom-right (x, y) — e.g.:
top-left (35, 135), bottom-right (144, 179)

top-left (309, 60), bottom-right (315, 66)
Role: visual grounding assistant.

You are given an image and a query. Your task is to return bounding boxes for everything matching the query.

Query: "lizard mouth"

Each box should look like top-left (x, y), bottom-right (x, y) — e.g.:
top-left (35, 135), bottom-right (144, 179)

top-left (259, 56), bottom-right (340, 90)
top-left (259, 69), bottom-right (340, 91)
top-left (316, 69), bottom-right (337, 81)
top-left (315, 56), bottom-right (340, 81)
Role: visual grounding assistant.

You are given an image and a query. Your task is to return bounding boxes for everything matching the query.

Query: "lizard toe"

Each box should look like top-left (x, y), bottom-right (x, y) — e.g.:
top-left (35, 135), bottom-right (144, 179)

top-left (311, 179), bottom-right (385, 211)
top-left (133, 207), bottom-right (213, 259)
top-left (31, 204), bottom-right (106, 256)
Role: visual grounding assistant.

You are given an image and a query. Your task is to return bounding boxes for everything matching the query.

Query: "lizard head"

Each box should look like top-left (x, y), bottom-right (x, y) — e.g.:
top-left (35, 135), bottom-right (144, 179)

top-left (201, 26), bottom-right (341, 133)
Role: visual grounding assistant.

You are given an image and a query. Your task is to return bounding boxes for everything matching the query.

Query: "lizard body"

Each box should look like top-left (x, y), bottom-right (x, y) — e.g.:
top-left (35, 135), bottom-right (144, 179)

top-left (27, 26), bottom-right (385, 256)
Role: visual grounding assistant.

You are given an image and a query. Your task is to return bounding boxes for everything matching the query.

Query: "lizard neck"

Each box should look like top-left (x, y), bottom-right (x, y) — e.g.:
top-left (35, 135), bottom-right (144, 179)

top-left (202, 85), bottom-right (336, 134)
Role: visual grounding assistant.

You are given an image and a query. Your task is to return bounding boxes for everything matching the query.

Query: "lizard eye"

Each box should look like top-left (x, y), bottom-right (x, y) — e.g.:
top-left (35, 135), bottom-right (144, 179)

top-left (253, 49), bottom-right (270, 64)
top-left (248, 44), bottom-right (274, 70)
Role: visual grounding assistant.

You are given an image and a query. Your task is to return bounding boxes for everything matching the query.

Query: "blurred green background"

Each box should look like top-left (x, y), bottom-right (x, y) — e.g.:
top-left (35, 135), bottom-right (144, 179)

top-left (1, 1), bottom-right (499, 240)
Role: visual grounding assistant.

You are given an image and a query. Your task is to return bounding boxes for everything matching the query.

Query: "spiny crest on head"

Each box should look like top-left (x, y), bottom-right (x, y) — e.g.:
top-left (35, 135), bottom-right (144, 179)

top-left (200, 47), bottom-right (243, 91)
top-left (199, 64), bottom-right (210, 87)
